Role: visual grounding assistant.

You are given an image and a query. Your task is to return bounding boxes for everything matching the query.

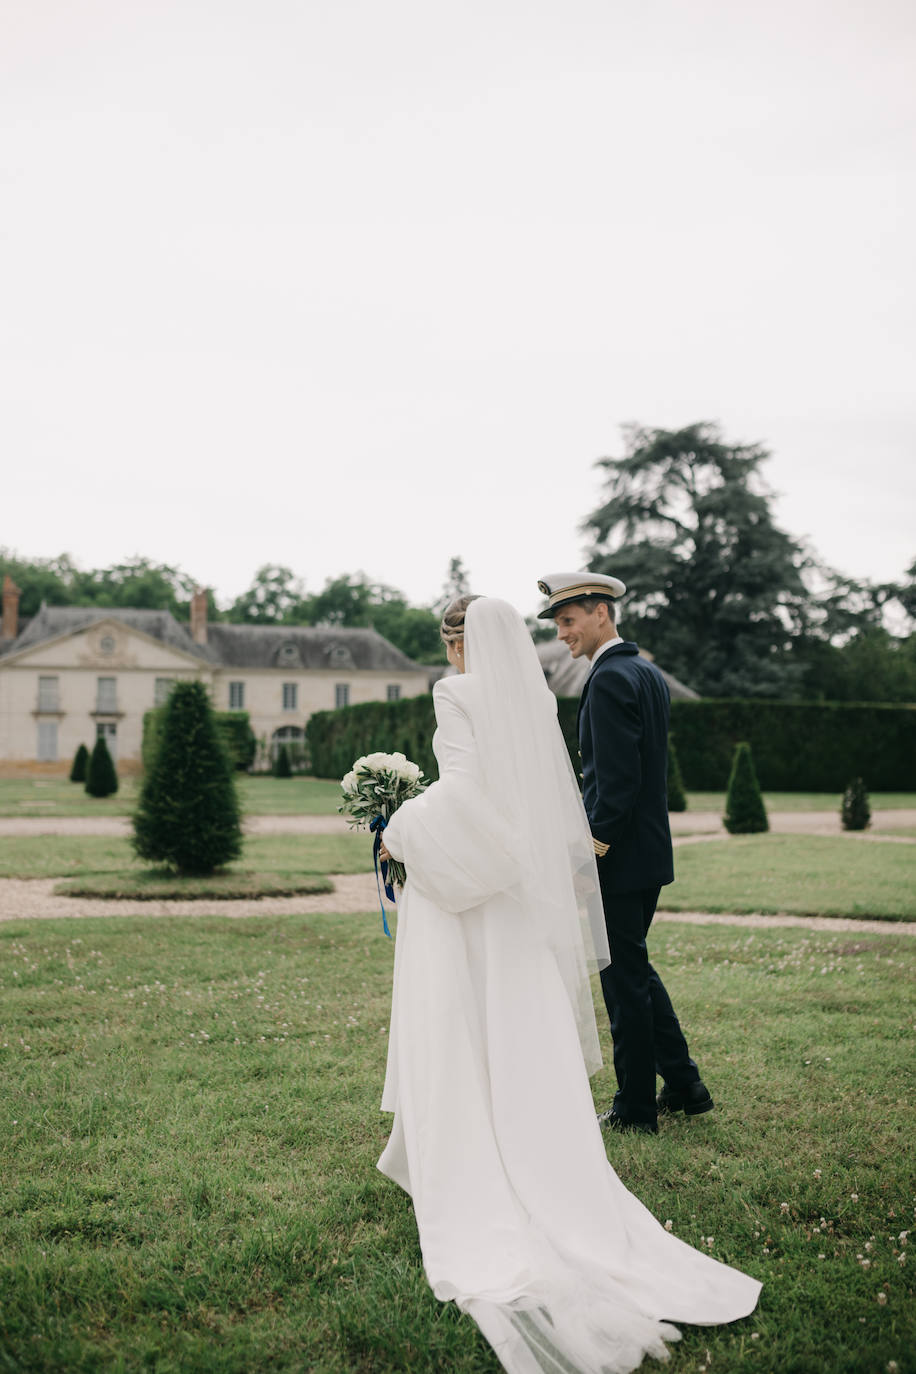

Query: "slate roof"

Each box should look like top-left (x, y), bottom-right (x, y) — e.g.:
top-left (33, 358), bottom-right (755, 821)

top-left (0, 606), bottom-right (424, 673)
top-left (0, 607), bottom-right (211, 661)
top-left (203, 624), bottom-right (422, 672)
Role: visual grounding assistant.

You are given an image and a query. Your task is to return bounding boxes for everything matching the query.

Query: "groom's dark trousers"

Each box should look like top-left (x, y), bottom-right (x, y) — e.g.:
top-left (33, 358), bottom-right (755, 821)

top-left (596, 879), bottom-right (699, 1125)
top-left (578, 641), bottom-right (700, 1127)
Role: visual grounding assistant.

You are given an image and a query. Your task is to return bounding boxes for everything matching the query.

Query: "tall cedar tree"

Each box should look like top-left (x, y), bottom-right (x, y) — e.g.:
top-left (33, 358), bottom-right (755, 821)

top-left (69, 743), bottom-right (89, 783)
top-left (85, 735), bottom-right (118, 797)
top-left (667, 735), bottom-right (688, 811)
top-left (723, 741), bottom-right (768, 833)
top-left (583, 422), bottom-right (809, 698)
top-left (274, 744), bottom-right (293, 778)
top-left (841, 777), bottom-right (871, 831)
top-left (133, 680), bottom-right (242, 874)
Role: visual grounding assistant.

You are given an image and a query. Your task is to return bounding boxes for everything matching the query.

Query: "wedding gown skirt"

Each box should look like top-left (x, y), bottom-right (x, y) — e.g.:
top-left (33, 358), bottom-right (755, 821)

top-left (377, 881), bottom-right (761, 1374)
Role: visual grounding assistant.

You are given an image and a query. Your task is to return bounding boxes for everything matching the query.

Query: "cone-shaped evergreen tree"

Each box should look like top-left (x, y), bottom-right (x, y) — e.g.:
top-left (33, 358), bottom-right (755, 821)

top-left (723, 741), bottom-right (768, 834)
top-left (841, 777), bottom-right (871, 831)
top-left (274, 744), bottom-right (293, 778)
top-left (133, 680), bottom-right (242, 874)
top-left (69, 743), bottom-right (89, 783)
top-left (667, 735), bottom-right (688, 812)
top-left (85, 735), bottom-right (119, 798)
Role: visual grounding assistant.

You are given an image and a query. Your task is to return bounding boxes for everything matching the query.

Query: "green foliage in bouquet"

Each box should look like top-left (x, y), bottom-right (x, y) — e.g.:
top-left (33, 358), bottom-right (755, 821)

top-left (840, 776), bottom-right (871, 831)
top-left (723, 741), bottom-right (768, 834)
top-left (85, 736), bottom-right (119, 798)
top-left (338, 752), bottom-right (427, 889)
top-left (274, 745), bottom-right (293, 778)
top-left (133, 681), bottom-right (242, 875)
top-left (69, 743), bottom-right (89, 783)
top-left (667, 735), bottom-right (688, 812)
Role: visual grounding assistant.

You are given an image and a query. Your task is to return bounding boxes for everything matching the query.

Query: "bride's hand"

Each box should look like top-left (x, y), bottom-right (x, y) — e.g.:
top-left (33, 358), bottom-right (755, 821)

top-left (379, 839), bottom-right (391, 863)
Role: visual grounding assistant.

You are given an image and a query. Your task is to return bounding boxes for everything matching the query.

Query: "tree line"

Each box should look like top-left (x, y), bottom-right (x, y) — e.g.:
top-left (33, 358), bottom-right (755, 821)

top-left (3, 422), bottom-right (914, 699)
top-left (0, 551), bottom-right (471, 667)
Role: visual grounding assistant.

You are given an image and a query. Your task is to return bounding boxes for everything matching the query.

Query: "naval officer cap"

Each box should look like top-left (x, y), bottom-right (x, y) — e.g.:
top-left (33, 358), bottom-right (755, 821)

top-left (536, 571), bottom-right (627, 619)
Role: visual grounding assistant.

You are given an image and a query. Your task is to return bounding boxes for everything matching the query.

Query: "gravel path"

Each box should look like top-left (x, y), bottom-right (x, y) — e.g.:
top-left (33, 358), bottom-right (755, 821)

top-left (0, 814), bottom-right (352, 837)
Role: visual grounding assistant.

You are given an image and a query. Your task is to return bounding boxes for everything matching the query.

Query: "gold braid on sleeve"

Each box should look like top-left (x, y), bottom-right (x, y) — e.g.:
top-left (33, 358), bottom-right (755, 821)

top-left (592, 837), bottom-right (610, 858)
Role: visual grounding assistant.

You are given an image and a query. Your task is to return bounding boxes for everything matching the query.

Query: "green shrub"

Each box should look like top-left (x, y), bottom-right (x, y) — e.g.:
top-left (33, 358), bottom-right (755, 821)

top-left (723, 741), bottom-right (768, 834)
top-left (69, 743), bottom-right (89, 783)
top-left (667, 735), bottom-right (688, 811)
top-left (142, 705), bottom-right (256, 772)
top-left (133, 681), bottom-right (242, 875)
top-left (85, 736), bottom-right (118, 798)
top-left (841, 777), bottom-right (871, 831)
top-left (274, 745), bottom-right (293, 778)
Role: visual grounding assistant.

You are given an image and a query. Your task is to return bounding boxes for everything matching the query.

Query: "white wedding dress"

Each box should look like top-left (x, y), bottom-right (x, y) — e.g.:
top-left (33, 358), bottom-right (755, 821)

top-left (379, 602), bottom-right (761, 1374)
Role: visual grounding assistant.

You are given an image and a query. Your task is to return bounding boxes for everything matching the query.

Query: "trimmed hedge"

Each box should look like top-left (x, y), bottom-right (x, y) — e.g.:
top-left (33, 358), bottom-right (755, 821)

top-left (663, 700), bottom-right (916, 792)
top-left (142, 707), bottom-right (256, 772)
top-left (306, 693), bottom-right (916, 792)
top-left (306, 696), bottom-right (440, 783)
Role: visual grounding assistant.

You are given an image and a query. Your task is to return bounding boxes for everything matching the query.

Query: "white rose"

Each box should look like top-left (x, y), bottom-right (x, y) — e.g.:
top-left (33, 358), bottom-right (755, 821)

top-left (397, 760), bottom-right (421, 783)
top-left (341, 770), bottom-right (357, 792)
top-left (364, 752), bottom-right (392, 771)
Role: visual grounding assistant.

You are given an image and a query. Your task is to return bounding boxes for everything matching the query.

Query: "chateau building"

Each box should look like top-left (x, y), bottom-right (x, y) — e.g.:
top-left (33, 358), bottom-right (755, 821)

top-left (0, 579), bottom-right (429, 766)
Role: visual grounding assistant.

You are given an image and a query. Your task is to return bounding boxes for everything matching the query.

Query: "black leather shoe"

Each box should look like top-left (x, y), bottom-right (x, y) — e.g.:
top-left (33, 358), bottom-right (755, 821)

top-left (656, 1081), bottom-right (714, 1116)
top-left (597, 1109), bottom-right (658, 1135)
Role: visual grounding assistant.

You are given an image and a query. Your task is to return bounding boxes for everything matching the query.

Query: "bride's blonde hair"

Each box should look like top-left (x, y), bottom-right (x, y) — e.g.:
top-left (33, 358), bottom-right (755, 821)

top-left (440, 594), bottom-right (480, 645)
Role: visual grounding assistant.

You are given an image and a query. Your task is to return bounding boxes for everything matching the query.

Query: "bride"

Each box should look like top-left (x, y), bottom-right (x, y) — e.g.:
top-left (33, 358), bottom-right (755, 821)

top-left (377, 595), bottom-right (760, 1373)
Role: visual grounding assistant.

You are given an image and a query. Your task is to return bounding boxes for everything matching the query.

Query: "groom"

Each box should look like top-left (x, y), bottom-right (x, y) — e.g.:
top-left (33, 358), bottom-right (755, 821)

top-left (537, 572), bottom-right (713, 1134)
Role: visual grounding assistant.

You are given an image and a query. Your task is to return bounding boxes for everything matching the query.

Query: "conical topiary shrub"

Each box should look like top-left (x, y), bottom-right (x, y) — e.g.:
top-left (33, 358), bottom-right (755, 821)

top-left (274, 744), bottom-right (293, 778)
top-left (85, 735), bottom-right (119, 798)
top-left (132, 680), bottom-right (242, 875)
top-left (667, 734), bottom-right (688, 812)
top-left (70, 743), bottom-right (89, 783)
top-left (723, 741), bottom-right (768, 834)
top-left (841, 777), bottom-right (871, 831)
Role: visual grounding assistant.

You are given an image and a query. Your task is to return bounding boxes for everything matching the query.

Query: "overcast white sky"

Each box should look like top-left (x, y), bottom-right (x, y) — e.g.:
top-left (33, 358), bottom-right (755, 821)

top-left (2, 0), bottom-right (914, 619)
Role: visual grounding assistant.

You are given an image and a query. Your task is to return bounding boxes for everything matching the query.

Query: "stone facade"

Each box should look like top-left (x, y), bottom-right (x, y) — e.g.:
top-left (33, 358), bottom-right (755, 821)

top-left (0, 583), bottom-right (429, 766)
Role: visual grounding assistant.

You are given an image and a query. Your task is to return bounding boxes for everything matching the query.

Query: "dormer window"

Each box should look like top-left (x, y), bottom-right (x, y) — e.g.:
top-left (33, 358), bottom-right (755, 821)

top-left (327, 643), bottom-right (355, 670)
top-left (278, 641), bottom-right (300, 665)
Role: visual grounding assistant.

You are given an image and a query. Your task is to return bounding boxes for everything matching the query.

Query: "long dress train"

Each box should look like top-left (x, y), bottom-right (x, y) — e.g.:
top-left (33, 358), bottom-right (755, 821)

top-left (379, 672), bottom-right (760, 1374)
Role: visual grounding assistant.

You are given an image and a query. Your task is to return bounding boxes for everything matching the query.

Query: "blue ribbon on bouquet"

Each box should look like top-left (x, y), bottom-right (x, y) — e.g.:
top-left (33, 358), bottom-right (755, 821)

top-left (369, 815), bottom-right (394, 938)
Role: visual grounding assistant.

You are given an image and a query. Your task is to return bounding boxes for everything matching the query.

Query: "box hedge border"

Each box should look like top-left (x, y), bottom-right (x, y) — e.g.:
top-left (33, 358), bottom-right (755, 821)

top-left (306, 695), bottom-right (916, 792)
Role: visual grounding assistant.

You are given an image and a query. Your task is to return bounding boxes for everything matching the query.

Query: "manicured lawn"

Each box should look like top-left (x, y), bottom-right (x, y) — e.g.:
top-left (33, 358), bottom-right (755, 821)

top-left (0, 915), bottom-right (912, 1372)
top-left (662, 835), bottom-right (916, 920)
top-left (0, 833), bottom-right (371, 881)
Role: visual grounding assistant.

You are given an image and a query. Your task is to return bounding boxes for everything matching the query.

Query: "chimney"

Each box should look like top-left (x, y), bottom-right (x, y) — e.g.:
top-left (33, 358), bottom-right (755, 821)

top-left (190, 586), bottom-right (208, 645)
top-left (2, 575), bottom-right (20, 640)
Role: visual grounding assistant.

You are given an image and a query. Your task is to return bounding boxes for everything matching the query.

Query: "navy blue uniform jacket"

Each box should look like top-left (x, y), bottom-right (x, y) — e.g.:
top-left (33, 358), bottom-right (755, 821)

top-left (577, 641), bottom-right (675, 896)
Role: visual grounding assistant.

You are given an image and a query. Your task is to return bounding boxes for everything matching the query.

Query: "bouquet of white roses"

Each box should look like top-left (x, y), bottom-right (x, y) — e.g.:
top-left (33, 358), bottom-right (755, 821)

top-left (338, 752), bottom-right (428, 897)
